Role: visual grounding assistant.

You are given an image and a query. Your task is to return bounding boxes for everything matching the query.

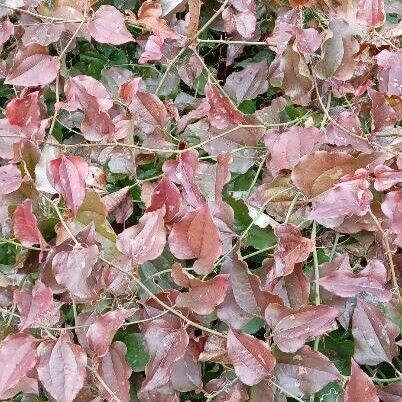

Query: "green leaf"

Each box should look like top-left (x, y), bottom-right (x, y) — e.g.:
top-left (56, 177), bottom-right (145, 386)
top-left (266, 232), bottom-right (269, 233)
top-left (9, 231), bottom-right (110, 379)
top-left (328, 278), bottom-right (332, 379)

top-left (241, 317), bottom-right (265, 334)
top-left (114, 332), bottom-right (149, 372)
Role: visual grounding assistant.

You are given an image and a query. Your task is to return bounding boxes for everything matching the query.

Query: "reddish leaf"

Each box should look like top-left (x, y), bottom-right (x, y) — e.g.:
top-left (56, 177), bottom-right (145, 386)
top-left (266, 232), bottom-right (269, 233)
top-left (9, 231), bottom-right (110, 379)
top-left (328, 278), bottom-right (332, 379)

top-left (357, 0), bottom-right (385, 28)
top-left (309, 168), bottom-right (373, 228)
top-left (274, 346), bottom-right (341, 398)
top-left (199, 335), bottom-right (230, 364)
top-left (376, 50), bottom-right (402, 97)
top-left (369, 89), bottom-right (398, 132)
top-left (102, 186), bottom-right (133, 223)
top-left (147, 177), bottom-right (182, 222)
top-left (291, 151), bottom-right (385, 198)
top-left (374, 165), bottom-right (402, 191)
top-left (0, 20), bottom-right (14, 46)
top-left (5, 44), bottom-right (60, 87)
top-left (204, 83), bottom-right (245, 129)
top-left (14, 281), bottom-right (61, 330)
top-left (0, 333), bottom-right (38, 400)
top-left (116, 208), bottom-right (166, 265)
top-left (142, 322), bottom-right (189, 392)
top-left (378, 381), bottom-right (402, 402)
top-left (0, 164), bottom-right (21, 194)
top-left (168, 204), bottom-right (222, 275)
top-left (381, 190), bottom-right (402, 234)
top-left (171, 263), bottom-right (229, 315)
top-left (95, 341), bottom-right (132, 402)
top-left (317, 259), bottom-right (392, 302)
top-left (314, 18), bottom-right (359, 81)
top-left (267, 224), bottom-right (314, 286)
top-left (325, 111), bottom-right (373, 153)
top-left (352, 298), bottom-right (400, 366)
top-left (265, 126), bottom-right (324, 175)
top-left (222, 248), bottom-right (282, 317)
top-left (52, 245), bottom-right (99, 299)
top-left (223, 61), bottom-right (268, 103)
top-left (343, 359), bottom-right (379, 402)
top-left (227, 328), bottom-right (276, 386)
top-left (48, 155), bottom-right (89, 216)
top-left (37, 335), bottom-right (87, 402)
top-left (13, 199), bottom-right (47, 251)
top-left (88, 5), bottom-right (134, 45)
top-left (265, 304), bottom-right (338, 353)
top-left (86, 308), bottom-right (136, 357)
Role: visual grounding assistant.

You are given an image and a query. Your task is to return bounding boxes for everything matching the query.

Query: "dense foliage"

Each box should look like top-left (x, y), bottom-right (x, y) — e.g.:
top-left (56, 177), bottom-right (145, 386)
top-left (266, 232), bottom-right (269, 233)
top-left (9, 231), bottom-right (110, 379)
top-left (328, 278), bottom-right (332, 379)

top-left (0, 0), bottom-right (401, 401)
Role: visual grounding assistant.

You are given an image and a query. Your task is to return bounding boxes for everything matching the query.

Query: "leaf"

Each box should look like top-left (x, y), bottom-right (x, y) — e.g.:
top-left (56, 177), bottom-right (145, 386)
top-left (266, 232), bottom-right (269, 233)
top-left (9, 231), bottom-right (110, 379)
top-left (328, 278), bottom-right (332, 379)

top-left (357, 0), bottom-right (385, 28)
top-left (265, 303), bottom-right (338, 353)
top-left (352, 298), bottom-right (400, 366)
top-left (102, 186), bottom-right (133, 223)
top-left (317, 260), bottom-right (392, 302)
top-left (266, 223), bottom-right (314, 286)
top-left (13, 199), bottom-right (47, 251)
top-left (5, 44), bottom-right (60, 87)
top-left (0, 333), bottom-right (38, 400)
top-left (37, 335), bottom-right (87, 402)
top-left (273, 345), bottom-right (341, 398)
top-left (221, 247), bottom-right (282, 317)
top-left (381, 190), bottom-right (402, 234)
top-left (314, 18), bottom-right (359, 81)
top-left (227, 328), bottom-right (276, 386)
top-left (86, 308), bottom-right (137, 357)
top-left (48, 155), bottom-right (89, 216)
top-left (291, 151), bottom-right (386, 198)
top-left (14, 281), bottom-right (60, 331)
top-left (171, 263), bottom-right (229, 315)
top-left (343, 359), bottom-right (379, 402)
top-left (95, 341), bottom-right (132, 402)
top-left (373, 165), bottom-right (402, 191)
top-left (309, 169), bottom-right (373, 228)
top-left (52, 245), bottom-right (99, 299)
top-left (147, 177), bottom-right (182, 222)
top-left (265, 126), bottom-right (324, 175)
top-left (142, 323), bottom-right (189, 392)
top-left (0, 164), bottom-right (21, 195)
top-left (376, 50), bottom-right (402, 97)
top-left (116, 208), bottom-right (166, 265)
top-left (168, 204), bottom-right (222, 275)
top-left (223, 61), bottom-right (268, 103)
top-left (88, 5), bottom-right (134, 45)
top-left (378, 381), bottom-right (402, 402)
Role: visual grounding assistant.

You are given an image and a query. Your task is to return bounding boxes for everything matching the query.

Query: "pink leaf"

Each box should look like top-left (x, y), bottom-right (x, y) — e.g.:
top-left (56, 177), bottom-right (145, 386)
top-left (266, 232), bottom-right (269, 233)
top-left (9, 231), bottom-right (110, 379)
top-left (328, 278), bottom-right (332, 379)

top-left (343, 359), bottom-right (379, 402)
top-left (357, 0), bottom-right (385, 28)
top-left (102, 186), bottom-right (133, 223)
top-left (381, 190), bottom-right (402, 234)
top-left (171, 263), bottom-right (229, 315)
top-left (267, 223), bottom-right (314, 286)
top-left (309, 169), bottom-right (373, 228)
top-left (376, 50), bottom-right (402, 97)
top-left (0, 164), bottom-right (21, 194)
top-left (352, 298), bottom-right (400, 365)
top-left (205, 83), bottom-right (245, 129)
top-left (5, 45), bottom-right (60, 87)
top-left (378, 381), bottom-right (402, 402)
top-left (265, 304), bottom-right (338, 353)
top-left (139, 34), bottom-right (164, 64)
top-left (369, 89), bottom-right (398, 132)
top-left (317, 260), bottom-right (392, 302)
top-left (374, 165), bottom-right (402, 191)
top-left (227, 328), bottom-right (276, 386)
top-left (48, 155), bottom-right (89, 216)
top-left (88, 5), bottom-right (134, 45)
top-left (13, 199), bottom-right (47, 251)
top-left (147, 176), bottom-right (182, 222)
top-left (274, 346), bottom-right (341, 398)
top-left (14, 282), bottom-right (61, 331)
top-left (265, 126), bottom-right (324, 175)
top-left (95, 341), bottom-right (132, 402)
top-left (37, 335), bottom-right (87, 402)
top-left (0, 333), bottom-right (38, 400)
top-left (116, 208), bottom-right (166, 265)
top-left (168, 204), bottom-right (222, 275)
top-left (52, 245), bottom-right (99, 299)
top-left (86, 309), bottom-right (137, 357)
top-left (0, 20), bottom-right (14, 46)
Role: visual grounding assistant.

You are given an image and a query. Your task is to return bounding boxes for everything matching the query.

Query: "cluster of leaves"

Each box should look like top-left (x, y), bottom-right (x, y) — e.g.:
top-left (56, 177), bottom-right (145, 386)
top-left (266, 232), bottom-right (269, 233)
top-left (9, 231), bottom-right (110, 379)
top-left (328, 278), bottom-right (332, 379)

top-left (0, 0), bottom-right (402, 401)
